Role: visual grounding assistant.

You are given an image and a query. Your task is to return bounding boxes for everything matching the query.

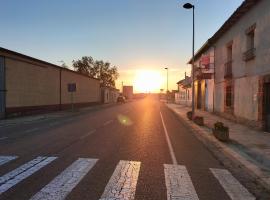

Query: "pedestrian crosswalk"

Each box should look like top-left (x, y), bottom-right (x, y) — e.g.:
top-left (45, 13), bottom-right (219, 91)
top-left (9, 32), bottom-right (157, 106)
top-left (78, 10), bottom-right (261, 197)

top-left (0, 155), bottom-right (255, 200)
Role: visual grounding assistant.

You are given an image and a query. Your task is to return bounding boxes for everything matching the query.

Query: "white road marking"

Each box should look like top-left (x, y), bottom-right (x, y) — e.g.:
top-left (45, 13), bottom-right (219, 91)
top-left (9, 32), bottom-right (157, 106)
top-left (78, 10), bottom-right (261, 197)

top-left (80, 129), bottom-right (96, 140)
top-left (23, 128), bottom-right (39, 133)
top-left (30, 158), bottom-right (98, 200)
top-left (0, 137), bottom-right (8, 141)
top-left (0, 156), bottom-right (17, 166)
top-left (160, 112), bottom-right (178, 165)
top-left (49, 122), bottom-right (60, 126)
top-left (164, 164), bottom-right (199, 200)
top-left (0, 156), bottom-right (57, 194)
top-left (210, 168), bottom-right (255, 200)
top-left (103, 120), bottom-right (113, 126)
top-left (99, 160), bottom-right (141, 200)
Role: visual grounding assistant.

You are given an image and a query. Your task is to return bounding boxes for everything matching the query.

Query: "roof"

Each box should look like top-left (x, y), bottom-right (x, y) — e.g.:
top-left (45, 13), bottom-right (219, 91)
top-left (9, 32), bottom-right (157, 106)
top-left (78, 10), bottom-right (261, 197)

top-left (0, 47), bottom-right (100, 81)
top-left (177, 76), bottom-right (192, 85)
top-left (188, 0), bottom-right (261, 64)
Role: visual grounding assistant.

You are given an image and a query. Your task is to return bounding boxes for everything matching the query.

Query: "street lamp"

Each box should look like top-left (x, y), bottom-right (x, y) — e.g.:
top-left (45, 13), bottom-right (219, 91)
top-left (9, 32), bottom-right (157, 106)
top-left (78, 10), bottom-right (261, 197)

top-left (164, 67), bottom-right (168, 103)
top-left (183, 2), bottom-right (195, 118)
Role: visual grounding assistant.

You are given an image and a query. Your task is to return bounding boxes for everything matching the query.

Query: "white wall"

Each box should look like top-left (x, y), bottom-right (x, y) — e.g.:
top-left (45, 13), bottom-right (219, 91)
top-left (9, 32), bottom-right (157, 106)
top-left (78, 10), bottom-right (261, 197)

top-left (213, 0), bottom-right (270, 121)
top-left (234, 76), bottom-right (259, 120)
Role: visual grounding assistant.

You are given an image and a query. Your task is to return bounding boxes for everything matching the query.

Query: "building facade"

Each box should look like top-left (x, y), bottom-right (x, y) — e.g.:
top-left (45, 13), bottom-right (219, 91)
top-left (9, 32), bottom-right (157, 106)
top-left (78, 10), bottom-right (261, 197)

top-left (0, 47), bottom-right (101, 118)
top-left (188, 0), bottom-right (270, 131)
top-left (101, 87), bottom-right (120, 104)
top-left (175, 76), bottom-right (192, 106)
top-left (123, 86), bottom-right (133, 100)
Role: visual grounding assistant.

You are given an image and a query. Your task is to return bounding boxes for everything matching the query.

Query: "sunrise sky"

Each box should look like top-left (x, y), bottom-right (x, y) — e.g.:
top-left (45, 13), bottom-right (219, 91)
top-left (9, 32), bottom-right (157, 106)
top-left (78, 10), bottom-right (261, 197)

top-left (0, 0), bottom-right (244, 93)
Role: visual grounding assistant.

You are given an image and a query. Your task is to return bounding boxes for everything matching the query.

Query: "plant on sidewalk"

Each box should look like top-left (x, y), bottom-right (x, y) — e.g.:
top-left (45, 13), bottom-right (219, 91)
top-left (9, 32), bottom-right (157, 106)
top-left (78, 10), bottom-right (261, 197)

top-left (193, 116), bottom-right (204, 126)
top-left (212, 121), bottom-right (229, 142)
top-left (186, 111), bottom-right (193, 120)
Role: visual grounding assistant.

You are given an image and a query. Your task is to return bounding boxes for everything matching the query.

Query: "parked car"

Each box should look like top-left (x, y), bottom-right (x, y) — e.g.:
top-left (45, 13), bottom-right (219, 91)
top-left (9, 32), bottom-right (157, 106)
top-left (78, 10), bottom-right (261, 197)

top-left (117, 96), bottom-right (126, 103)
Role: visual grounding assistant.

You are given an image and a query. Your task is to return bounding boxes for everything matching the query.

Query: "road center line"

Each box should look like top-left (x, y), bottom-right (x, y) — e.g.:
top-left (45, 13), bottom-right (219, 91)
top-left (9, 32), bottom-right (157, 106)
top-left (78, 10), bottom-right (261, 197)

top-left (160, 111), bottom-right (178, 165)
top-left (103, 120), bottom-right (113, 126)
top-left (23, 127), bottom-right (39, 133)
top-left (80, 129), bottom-right (96, 140)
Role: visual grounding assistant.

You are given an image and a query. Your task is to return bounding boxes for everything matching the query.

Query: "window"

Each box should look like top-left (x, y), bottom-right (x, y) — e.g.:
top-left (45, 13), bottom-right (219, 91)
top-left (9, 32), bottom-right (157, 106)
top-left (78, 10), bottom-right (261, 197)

top-left (243, 23), bottom-right (256, 61)
top-left (225, 42), bottom-right (233, 78)
top-left (247, 30), bottom-right (255, 50)
top-left (225, 85), bottom-right (233, 107)
top-left (227, 44), bottom-right (232, 61)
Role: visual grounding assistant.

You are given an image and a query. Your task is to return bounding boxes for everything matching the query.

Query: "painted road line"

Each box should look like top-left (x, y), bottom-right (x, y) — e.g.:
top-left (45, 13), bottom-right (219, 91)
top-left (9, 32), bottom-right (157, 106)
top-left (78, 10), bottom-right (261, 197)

top-left (0, 137), bottom-right (8, 141)
top-left (103, 120), bottom-right (113, 126)
top-left (210, 168), bottom-right (255, 200)
top-left (23, 127), bottom-right (39, 134)
top-left (99, 160), bottom-right (141, 200)
top-left (0, 156), bottom-right (18, 166)
top-left (160, 112), bottom-right (178, 165)
top-left (0, 156), bottom-right (57, 194)
top-left (164, 164), bottom-right (199, 200)
top-left (30, 158), bottom-right (98, 200)
top-left (80, 129), bottom-right (96, 140)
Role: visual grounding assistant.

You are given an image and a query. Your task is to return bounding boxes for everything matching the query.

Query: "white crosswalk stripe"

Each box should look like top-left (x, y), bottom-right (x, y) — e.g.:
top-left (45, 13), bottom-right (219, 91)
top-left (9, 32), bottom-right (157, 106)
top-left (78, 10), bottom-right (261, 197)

top-left (0, 156), bottom-right (57, 194)
top-left (210, 168), bottom-right (255, 200)
top-left (30, 158), bottom-right (98, 200)
top-left (0, 154), bottom-right (257, 199)
top-left (0, 156), bottom-right (17, 166)
top-left (99, 160), bottom-right (141, 200)
top-left (164, 164), bottom-right (199, 200)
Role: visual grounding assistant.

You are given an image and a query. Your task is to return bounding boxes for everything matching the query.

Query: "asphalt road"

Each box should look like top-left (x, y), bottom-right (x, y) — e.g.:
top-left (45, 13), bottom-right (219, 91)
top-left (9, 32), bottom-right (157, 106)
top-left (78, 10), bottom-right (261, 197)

top-left (0, 96), bottom-right (266, 200)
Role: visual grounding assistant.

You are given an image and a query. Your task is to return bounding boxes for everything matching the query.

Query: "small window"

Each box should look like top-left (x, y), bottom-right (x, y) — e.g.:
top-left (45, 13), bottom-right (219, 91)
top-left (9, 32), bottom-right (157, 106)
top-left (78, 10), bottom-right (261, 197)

top-left (225, 86), bottom-right (233, 107)
top-left (227, 43), bottom-right (233, 62)
top-left (247, 30), bottom-right (255, 50)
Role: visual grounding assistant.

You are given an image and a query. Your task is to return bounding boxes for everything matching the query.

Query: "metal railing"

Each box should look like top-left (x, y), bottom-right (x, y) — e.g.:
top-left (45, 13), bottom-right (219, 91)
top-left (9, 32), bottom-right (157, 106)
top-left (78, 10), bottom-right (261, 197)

top-left (243, 48), bottom-right (256, 61)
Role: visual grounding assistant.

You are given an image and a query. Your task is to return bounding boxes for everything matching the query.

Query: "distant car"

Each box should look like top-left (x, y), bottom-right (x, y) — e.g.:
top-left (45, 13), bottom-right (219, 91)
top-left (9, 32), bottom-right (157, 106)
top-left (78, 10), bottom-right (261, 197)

top-left (117, 96), bottom-right (126, 103)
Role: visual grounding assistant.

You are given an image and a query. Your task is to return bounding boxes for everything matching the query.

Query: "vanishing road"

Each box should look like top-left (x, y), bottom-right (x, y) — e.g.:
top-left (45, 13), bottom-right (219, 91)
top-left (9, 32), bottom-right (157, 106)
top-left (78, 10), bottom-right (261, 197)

top-left (0, 95), bottom-right (264, 199)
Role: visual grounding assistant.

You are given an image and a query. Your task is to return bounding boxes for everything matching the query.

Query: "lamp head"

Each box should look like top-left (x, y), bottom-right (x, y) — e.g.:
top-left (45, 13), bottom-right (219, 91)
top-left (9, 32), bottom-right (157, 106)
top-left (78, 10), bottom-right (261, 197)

top-left (183, 3), bottom-right (194, 9)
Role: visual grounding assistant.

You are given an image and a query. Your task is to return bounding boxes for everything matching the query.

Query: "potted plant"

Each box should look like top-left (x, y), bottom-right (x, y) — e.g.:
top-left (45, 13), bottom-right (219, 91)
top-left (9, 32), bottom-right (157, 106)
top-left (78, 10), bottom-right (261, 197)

top-left (212, 121), bottom-right (229, 142)
top-left (193, 116), bottom-right (204, 126)
top-left (186, 111), bottom-right (193, 120)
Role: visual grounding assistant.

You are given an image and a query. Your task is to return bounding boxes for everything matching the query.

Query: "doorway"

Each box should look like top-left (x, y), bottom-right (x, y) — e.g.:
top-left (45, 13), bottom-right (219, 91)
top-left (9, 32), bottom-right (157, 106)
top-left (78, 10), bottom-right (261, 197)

top-left (264, 82), bottom-right (270, 132)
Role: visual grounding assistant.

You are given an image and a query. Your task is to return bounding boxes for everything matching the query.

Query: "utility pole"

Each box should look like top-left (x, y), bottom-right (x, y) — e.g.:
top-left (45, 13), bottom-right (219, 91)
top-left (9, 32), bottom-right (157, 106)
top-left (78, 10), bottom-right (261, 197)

top-left (164, 67), bottom-right (169, 103)
top-left (183, 2), bottom-right (195, 118)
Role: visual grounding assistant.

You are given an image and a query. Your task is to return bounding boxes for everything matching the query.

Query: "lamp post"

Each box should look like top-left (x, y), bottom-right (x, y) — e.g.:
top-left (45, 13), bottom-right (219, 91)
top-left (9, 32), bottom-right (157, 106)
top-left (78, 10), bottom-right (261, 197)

top-left (164, 67), bottom-right (168, 103)
top-left (183, 2), bottom-right (195, 118)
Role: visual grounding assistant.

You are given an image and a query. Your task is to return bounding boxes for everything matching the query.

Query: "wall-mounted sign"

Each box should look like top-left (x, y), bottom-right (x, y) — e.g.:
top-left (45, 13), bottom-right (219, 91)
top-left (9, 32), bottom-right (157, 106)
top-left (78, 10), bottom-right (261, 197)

top-left (68, 83), bottom-right (76, 92)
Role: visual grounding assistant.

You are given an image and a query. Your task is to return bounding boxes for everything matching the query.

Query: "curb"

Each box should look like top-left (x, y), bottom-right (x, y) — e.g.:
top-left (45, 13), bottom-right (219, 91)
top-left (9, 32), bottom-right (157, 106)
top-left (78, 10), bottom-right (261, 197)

top-left (166, 104), bottom-right (270, 192)
top-left (0, 102), bottom-right (120, 127)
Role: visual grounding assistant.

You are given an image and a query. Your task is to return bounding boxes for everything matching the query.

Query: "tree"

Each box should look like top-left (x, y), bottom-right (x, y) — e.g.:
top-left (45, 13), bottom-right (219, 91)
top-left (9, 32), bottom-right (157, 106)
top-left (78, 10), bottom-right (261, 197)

top-left (72, 56), bottom-right (119, 88)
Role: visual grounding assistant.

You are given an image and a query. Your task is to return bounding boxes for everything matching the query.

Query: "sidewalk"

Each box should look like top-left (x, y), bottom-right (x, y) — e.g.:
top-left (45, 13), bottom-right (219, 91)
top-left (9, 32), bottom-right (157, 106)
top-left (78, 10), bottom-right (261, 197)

top-left (166, 103), bottom-right (270, 190)
top-left (0, 102), bottom-right (118, 127)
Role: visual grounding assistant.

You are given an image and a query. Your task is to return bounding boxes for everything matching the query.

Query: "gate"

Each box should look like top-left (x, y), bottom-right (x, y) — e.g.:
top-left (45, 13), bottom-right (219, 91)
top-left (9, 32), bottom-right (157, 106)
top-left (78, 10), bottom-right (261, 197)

top-left (264, 83), bottom-right (270, 132)
top-left (0, 56), bottom-right (5, 119)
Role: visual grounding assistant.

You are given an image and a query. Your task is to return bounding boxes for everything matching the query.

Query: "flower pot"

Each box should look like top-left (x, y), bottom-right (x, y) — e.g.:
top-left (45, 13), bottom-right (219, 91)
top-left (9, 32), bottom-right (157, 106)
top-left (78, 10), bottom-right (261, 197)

top-left (186, 111), bottom-right (193, 120)
top-left (212, 128), bottom-right (229, 142)
top-left (193, 116), bottom-right (204, 126)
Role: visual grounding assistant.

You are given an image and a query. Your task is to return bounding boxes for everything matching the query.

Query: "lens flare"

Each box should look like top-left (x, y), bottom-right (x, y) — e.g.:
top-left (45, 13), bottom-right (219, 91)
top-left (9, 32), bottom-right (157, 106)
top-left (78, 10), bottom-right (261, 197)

top-left (117, 114), bottom-right (133, 126)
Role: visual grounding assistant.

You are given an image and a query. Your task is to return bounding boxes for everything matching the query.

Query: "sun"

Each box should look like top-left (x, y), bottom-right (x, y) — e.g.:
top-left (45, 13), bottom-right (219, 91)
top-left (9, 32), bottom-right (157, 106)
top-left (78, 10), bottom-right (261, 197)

top-left (133, 70), bottom-right (164, 93)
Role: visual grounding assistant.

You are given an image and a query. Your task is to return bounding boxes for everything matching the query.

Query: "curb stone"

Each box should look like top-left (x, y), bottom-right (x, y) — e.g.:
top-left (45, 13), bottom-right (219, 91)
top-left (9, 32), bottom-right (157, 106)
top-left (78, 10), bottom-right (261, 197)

top-left (166, 104), bottom-right (270, 193)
